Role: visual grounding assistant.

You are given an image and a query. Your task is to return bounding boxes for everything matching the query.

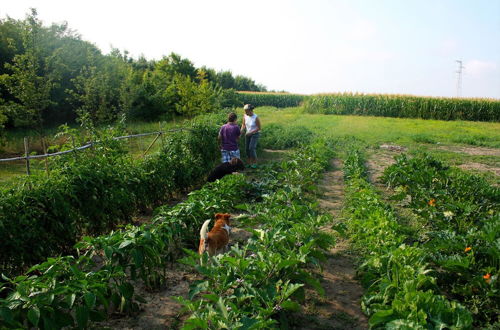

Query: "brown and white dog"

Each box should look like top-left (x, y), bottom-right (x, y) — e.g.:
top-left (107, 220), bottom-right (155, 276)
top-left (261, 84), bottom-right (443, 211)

top-left (198, 213), bottom-right (232, 256)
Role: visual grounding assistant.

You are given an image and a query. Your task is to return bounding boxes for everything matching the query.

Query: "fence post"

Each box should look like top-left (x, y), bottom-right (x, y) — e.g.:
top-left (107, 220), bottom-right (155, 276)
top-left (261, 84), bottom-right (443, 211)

top-left (143, 133), bottom-right (161, 157)
top-left (71, 136), bottom-right (79, 158)
top-left (23, 137), bottom-right (30, 176)
top-left (42, 137), bottom-right (50, 176)
top-left (159, 121), bottom-right (165, 148)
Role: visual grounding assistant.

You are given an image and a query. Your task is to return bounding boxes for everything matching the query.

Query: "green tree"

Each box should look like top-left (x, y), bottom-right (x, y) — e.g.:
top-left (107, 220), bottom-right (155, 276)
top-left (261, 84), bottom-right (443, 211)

top-left (234, 75), bottom-right (261, 91)
top-left (0, 17), bottom-right (24, 77)
top-left (200, 66), bottom-right (217, 84)
top-left (0, 9), bottom-right (54, 133)
top-left (69, 48), bottom-right (133, 125)
top-left (156, 52), bottom-right (197, 79)
top-left (0, 101), bottom-right (6, 143)
top-left (127, 61), bottom-right (178, 120)
top-left (174, 70), bottom-right (220, 117)
top-left (216, 70), bottom-right (235, 89)
top-left (43, 31), bottom-right (102, 123)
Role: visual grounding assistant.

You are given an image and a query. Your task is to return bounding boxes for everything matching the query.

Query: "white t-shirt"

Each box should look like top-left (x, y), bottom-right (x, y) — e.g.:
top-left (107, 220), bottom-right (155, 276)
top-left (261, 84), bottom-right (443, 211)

top-left (244, 114), bottom-right (259, 133)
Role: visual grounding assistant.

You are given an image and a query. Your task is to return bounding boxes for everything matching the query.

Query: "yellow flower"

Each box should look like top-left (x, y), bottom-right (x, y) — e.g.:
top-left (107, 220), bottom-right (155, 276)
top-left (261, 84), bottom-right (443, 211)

top-left (464, 247), bottom-right (471, 253)
top-left (483, 273), bottom-right (491, 284)
top-left (443, 211), bottom-right (454, 218)
top-left (428, 199), bottom-right (436, 207)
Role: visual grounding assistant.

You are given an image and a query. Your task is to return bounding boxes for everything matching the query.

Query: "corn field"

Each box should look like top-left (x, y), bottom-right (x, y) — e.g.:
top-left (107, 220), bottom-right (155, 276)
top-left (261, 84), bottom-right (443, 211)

top-left (303, 93), bottom-right (500, 121)
top-left (237, 91), bottom-right (305, 108)
top-left (239, 92), bottom-right (500, 122)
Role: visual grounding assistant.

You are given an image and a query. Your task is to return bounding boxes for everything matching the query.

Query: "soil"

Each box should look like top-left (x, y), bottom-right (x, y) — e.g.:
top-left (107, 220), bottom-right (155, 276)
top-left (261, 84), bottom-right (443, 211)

top-left (366, 148), bottom-right (401, 187)
top-left (432, 144), bottom-right (500, 180)
top-left (98, 266), bottom-right (197, 330)
top-left (292, 159), bottom-right (368, 330)
top-left (370, 144), bottom-right (500, 185)
top-left (458, 162), bottom-right (500, 178)
top-left (436, 145), bottom-right (500, 157)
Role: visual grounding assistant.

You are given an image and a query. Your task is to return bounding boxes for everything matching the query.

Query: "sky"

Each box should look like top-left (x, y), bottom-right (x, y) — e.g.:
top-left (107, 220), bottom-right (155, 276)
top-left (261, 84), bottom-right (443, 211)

top-left (1, 0), bottom-right (499, 98)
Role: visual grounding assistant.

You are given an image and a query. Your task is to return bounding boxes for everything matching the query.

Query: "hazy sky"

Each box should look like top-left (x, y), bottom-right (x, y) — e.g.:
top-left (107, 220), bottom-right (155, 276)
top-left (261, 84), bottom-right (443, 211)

top-left (1, 0), bottom-right (499, 98)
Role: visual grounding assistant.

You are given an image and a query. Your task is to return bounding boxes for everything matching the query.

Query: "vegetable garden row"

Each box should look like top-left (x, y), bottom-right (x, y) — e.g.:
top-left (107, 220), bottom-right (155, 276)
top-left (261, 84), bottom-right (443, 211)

top-left (342, 149), bottom-right (499, 328)
top-left (178, 140), bottom-right (334, 328)
top-left (0, 114), bottom-right (497, 328)
top-left (0, 135), bottom-right (336, 328)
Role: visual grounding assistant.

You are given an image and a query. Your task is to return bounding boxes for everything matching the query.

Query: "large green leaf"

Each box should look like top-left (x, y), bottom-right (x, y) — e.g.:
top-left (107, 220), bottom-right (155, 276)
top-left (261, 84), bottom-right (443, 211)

top-left (84, 292), bottom-right (96, 309)
top-left (369, 309), bottom-right (395, 327)
top-left (119, 282), bottom-right (134, 299)
top-left (27, 307), bottom-right (40, 327)
top-left (76, 305), bottom-right (89, 329)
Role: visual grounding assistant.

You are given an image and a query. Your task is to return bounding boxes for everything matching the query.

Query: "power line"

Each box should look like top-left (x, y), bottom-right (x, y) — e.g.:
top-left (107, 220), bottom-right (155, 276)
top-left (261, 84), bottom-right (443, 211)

top-left (456, 60), bottom-right (465, 97)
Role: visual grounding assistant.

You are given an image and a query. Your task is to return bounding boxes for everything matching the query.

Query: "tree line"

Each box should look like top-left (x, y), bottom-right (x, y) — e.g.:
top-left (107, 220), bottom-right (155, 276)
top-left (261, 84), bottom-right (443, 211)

top-left (0, 9), bottom-right (266, 136)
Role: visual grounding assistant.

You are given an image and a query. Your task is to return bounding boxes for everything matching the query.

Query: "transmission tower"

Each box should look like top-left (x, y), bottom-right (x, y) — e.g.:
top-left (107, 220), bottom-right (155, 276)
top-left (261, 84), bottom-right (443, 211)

top-left (456, 60), bottom-right (465, 97)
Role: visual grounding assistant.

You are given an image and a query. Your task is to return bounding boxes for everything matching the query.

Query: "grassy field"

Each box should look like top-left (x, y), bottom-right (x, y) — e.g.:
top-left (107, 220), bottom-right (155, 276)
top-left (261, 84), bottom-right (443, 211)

top-left (1, 106), bottom-right (499, 186)
top-left (256, 106), bottom-right (500, 184)
top-left (257, 106), bottom-right (500, 147)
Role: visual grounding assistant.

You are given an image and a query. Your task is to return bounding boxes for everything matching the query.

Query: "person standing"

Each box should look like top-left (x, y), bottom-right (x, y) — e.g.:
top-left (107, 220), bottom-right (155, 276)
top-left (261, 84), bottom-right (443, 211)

top-left (241, 104), bottom-right (261, 167)
top-left (218, 112), bottom-right (241, 163)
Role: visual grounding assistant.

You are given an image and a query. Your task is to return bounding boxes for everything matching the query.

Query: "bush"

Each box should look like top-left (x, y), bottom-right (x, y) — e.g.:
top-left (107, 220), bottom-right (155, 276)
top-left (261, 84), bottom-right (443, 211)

top-left (260, 124), bottom-right (315, 149)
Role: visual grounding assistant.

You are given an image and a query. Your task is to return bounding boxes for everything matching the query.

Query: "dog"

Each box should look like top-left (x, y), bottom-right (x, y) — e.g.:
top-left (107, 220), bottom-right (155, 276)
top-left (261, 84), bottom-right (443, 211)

top-left (207, 158), bottom-right (245, 182)
top-left (198, 213), bottom-right (232, 256)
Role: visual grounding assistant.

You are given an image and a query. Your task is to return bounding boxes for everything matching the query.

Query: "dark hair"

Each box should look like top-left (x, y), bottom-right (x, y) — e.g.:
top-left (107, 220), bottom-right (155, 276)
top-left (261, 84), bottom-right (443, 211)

top-left (244, 104), bottom-right (255, 111)
top-left (230, 157), bottom-right (245, 170)
top-left (228, 112), bottom-right (237, 122)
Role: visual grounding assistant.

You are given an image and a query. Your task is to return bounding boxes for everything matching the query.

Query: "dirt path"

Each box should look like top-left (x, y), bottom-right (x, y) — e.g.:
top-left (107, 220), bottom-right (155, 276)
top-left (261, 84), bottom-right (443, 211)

top-left (435, 145), bottom-right (500, 157)
top-left (430, 145), bottom-right (500, 182)
top-left (366, 148), bottom-right (400, 189)
top-left (292, 159), bottom-right (368, 330)
top-left (98, 266), bottom-right (194, 329)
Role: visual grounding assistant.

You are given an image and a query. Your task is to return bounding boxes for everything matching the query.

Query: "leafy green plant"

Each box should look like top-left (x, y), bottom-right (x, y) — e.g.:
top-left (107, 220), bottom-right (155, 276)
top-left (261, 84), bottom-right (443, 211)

top-left (380, 152), bottom-right (499, 326)
top-left (342, 148), bottom-right (474, 329)
top-left (0, 168), bottom-right (252, 329)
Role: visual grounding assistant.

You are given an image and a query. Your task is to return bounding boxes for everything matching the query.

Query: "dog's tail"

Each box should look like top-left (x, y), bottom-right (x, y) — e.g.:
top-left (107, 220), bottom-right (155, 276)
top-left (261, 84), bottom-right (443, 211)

top-left (200, 220), bottom-right (211, 240)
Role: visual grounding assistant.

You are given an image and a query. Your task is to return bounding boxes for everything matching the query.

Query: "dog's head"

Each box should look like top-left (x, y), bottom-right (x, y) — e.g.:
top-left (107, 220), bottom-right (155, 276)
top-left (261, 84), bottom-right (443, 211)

top-left (214, 213), bottom-right (231, 226)
top-left (229, 157), bottom-right (245, 171)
